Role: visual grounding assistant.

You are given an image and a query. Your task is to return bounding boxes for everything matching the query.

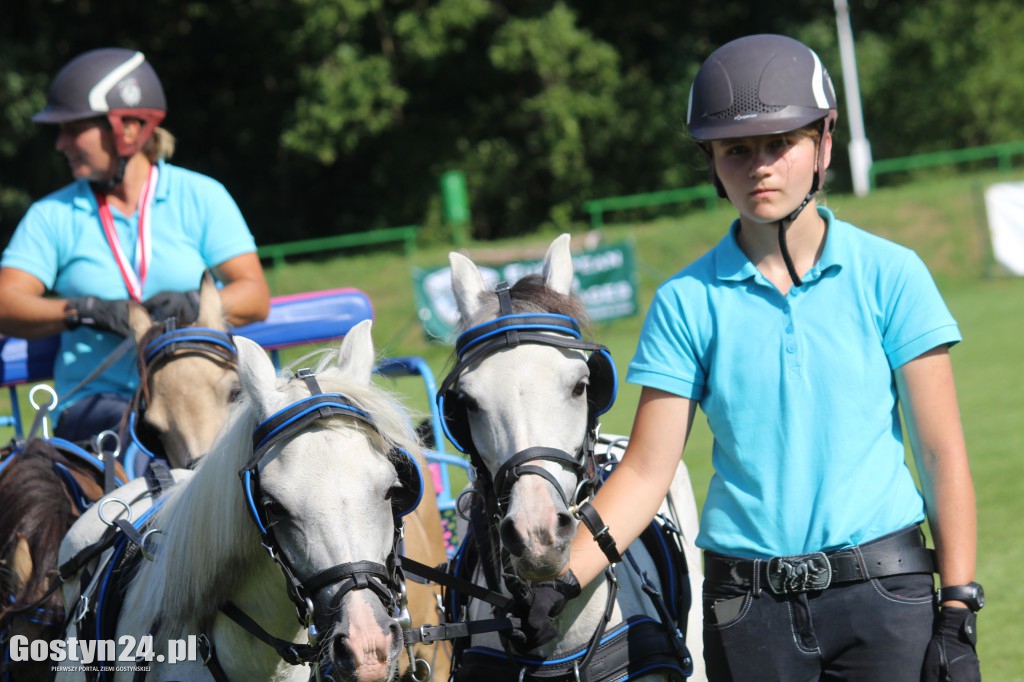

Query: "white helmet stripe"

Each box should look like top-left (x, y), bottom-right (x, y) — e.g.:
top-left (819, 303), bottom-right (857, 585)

top-left (87, 51), bottom-right (146, 112)
top-left (808, 49), bottom-right (829, 109)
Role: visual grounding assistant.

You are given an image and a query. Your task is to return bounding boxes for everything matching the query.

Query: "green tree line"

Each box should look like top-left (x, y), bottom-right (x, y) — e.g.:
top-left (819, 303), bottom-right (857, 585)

top-left (2, 0), bottom-right (1023, 245)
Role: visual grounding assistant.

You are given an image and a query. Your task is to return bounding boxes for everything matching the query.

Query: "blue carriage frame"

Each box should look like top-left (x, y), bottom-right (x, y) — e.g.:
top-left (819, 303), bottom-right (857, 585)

top-left (0, 288), bottom-right (468, 533)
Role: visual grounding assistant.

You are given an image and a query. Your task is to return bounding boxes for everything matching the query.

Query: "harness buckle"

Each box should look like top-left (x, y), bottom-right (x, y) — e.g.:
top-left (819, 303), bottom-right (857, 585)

top-left (767, 552), bottom-right (832, 594)
top-left (72, 594), bottom-right (90, 625)
top-left (139, 528), bottom-right (163, 561)
top-left (197, 633), bottom-right (214, 665)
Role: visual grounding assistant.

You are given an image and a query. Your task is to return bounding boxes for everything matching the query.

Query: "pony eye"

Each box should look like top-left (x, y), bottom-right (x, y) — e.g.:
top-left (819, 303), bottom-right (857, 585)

top-left (572, 378), bottom-right (588, 398)
top-left (458, 391), bottom-right (479, 412)
top-left (384, 483), bottom-right (403, 503)
top-left (261, 496), bottom-right (286, 520)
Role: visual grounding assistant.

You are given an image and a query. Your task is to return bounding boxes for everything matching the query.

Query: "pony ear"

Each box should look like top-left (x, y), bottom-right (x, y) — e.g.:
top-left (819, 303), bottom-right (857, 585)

top-left (235, 335), bottom-right (279, 414)
top-left (450, 251), bottom-right (488, 321)
top-left (128, 302), bottom-right (153, 346)
top-left (196, 270), bottom-right (225, 330)
top-left (542, 233), bottom-right (574, 296)
top-left (337, 319), bottom-right (375, 385)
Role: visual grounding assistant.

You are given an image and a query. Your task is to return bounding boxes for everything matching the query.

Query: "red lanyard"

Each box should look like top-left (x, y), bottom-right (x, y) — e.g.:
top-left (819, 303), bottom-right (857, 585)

top-left (94, 165), bottom-right (158, 302)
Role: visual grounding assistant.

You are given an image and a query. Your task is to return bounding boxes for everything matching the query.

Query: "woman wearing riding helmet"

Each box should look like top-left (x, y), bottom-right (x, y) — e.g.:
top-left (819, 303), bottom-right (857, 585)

top-left (519, 34), bottom-right (980, 681)
top-left (0, 47), bottom-right (270, 442)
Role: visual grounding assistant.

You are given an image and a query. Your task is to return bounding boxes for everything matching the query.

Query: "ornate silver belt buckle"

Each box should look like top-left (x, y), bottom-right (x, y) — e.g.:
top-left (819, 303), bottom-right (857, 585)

top-left (767, 552), bottom-right (832, 594)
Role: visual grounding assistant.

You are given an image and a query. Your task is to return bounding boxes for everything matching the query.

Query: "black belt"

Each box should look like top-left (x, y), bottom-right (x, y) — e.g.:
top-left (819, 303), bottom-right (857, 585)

top-left (704, 525), bottom-right (936, 595)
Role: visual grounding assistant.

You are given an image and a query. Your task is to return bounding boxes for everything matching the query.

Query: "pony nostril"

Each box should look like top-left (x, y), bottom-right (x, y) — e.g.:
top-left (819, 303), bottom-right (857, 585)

top-left (499, 516), bottom-right (526, 557)
top-left (331, 633), bottom-right (354, 669)
top-left (555, 510), bottom-right (575, 543)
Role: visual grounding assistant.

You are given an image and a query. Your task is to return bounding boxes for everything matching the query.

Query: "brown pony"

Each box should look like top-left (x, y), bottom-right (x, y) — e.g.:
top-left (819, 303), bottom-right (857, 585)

top-left (0, 439), bottom-right (127, 682)
top-left (401, 453), bottom-right (453, 681)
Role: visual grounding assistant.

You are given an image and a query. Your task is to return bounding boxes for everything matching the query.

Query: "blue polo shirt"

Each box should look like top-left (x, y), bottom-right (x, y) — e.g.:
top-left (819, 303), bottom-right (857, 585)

top-left (2, 160), bottom-right (256, 417)
top-left (627, 207), bottom-right (961, 558)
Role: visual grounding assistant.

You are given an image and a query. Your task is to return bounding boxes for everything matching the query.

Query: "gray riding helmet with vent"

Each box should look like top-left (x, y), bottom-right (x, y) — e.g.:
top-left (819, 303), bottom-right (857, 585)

top-left (687, 33), bottom-right (837, 142)
top-left (687, 34), bottom-right (837, 195)
top-left (33, 48), bottom-right (166, 158)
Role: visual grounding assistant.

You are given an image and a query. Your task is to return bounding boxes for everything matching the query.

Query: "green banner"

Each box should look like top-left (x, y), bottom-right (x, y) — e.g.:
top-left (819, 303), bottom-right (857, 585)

top-left (412, 240), bottom-right (638, 342)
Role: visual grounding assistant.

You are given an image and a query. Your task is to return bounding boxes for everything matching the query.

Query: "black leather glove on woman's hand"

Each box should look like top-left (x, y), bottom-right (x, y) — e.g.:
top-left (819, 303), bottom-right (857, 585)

top-left (64, 297), bottom-right (131, 337)
top-left (509, 570), bottom-right (582, 650)
top-left (142, 290), bottom-right (201, 325)
top-left (922, 607), bottom-right (981, 682)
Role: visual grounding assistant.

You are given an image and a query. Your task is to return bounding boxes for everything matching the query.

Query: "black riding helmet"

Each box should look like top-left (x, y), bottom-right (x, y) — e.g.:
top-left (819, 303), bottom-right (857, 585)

top-left (34, 48), bottom-right (166, 160)
top-left (687, 35), bottom-right (838, 286)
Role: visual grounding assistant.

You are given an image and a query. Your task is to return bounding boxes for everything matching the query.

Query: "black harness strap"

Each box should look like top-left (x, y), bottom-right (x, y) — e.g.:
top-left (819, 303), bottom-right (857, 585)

top-left (400, 555), bottom-right (511, 610)
top-left (143, 459), bottom-right (175, 497)
top-left (406, 617), bottom-right (515, 646)
top-left (455, 617), bottom-right (689, 682)
top-left (219, 602), bottom-right (319, 665)
top-left (197, 634), bottom-right (230, 682)
top-left (576, 501), bottom-right (622, 564)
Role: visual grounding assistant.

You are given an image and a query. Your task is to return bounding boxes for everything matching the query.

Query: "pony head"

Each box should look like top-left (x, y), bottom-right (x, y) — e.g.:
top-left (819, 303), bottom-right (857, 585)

top-left (442, 234), bottom-right (616, 580)
top-left (237, 320), bottom-right (419, 681)
top-left (122, 320), bottom-right (420, 681)
top-left (128, 271), bottom-right (237, 469)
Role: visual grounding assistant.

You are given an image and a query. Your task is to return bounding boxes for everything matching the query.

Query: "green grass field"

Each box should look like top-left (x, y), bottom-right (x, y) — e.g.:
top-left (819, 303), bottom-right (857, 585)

top-left (3, 168), bottom-right (1022, 678)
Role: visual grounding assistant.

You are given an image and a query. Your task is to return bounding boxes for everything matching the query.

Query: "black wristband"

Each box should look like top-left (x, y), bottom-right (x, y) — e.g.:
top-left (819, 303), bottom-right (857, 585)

top-left (64, 309), bottom-right (82, 329)
top-left (576, 501), bottom-right (622, 563)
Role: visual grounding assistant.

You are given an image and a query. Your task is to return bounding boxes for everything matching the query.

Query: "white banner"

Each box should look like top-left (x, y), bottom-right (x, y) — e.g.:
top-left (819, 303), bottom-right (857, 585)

top-left (984, 181), bottom-right (1024, 275)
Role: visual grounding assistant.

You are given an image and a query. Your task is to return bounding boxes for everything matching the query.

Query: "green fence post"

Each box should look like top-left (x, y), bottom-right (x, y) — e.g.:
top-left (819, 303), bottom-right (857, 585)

top-left (441, 170), bottom-right (470, 248)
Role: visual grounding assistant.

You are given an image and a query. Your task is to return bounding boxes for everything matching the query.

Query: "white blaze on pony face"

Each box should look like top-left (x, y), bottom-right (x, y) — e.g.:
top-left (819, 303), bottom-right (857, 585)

top-left (449, 234), bottom-right (588, 580)
top-left (235, 322), bottom-right (404, 682)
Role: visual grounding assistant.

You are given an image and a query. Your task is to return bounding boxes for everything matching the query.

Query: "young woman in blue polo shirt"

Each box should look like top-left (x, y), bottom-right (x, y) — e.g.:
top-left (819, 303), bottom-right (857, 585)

top-left (521, 34), bottom-right (980, 681)
top-left (0, 48), bottom-right (270, 441)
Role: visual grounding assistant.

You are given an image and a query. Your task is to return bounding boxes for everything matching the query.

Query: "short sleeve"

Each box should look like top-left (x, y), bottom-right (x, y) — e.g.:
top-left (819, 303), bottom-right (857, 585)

top-left (627, 283), bottom-right (706, 399)
top-left (883, 251), bottom-right (961, 368)
top-left (1, 205), bottom-right (62, 289)
top-left (196, 180), bottom-right (257, 267)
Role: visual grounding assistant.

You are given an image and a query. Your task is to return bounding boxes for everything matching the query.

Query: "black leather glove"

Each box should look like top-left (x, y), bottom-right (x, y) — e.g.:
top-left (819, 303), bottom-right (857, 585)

top-left (508, 570), bottom-right (582, 650)
top-left (64, 297), bottom-right (131, 337)
top-left (922, 607), bottom-right (981, 682)
top-left (142, 290), bottom-right (201, 325)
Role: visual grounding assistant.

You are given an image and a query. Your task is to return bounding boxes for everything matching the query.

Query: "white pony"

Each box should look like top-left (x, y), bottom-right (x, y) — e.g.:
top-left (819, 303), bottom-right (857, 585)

top-left (57, 320), bottom-right (424, 682)
top-left (438, 235), bottom-right (705, 680)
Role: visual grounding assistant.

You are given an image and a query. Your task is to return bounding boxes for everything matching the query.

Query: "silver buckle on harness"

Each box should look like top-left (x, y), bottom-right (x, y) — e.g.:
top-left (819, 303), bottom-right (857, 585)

top-left (767, 552), bottom-right (832, 594)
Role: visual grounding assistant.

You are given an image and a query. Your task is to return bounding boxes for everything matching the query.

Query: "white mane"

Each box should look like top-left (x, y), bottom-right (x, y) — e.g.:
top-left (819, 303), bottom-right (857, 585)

top-left (122, 343), bottom-right (422, 638)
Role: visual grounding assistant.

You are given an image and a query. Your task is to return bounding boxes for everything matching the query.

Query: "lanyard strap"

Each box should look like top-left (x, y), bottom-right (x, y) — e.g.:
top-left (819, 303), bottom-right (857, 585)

top-left (94, 165), bottom-right (158, 302)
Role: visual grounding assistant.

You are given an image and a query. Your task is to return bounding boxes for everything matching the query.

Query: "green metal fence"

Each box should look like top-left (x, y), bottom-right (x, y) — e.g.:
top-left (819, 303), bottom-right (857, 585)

top-left (582, 185), bottom-right (720, 229)
top-left (580, 139), bottom-right (1024, 227)
top-left (257, 225), bottom-right (419, 289)
top-left (868, 139), bottom-right (1024, 188)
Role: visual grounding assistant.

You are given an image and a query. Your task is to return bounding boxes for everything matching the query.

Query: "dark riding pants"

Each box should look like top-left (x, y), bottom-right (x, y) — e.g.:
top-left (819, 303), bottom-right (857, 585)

top-left (54, 393), bottom-right (129, 444)
top-left (702, 530), bottom-right (936, 681)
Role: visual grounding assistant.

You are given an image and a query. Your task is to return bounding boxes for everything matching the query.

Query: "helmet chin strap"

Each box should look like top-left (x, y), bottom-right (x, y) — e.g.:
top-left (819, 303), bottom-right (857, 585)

top-left (89, 156), bottom-right (129, 194)
top-left (776, 189), bottom-right (815, 288)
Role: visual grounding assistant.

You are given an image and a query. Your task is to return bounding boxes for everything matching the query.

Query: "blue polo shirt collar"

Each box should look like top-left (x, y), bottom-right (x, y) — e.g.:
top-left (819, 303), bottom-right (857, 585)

top-left (714, 206), bottom-right (845, 283)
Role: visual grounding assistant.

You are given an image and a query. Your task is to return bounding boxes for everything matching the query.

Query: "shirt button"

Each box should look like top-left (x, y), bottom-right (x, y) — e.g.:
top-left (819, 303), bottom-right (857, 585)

top-left (786, 344), bottom-right (796, 353)
top-left (785, 325), bottom-right (794, 333)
